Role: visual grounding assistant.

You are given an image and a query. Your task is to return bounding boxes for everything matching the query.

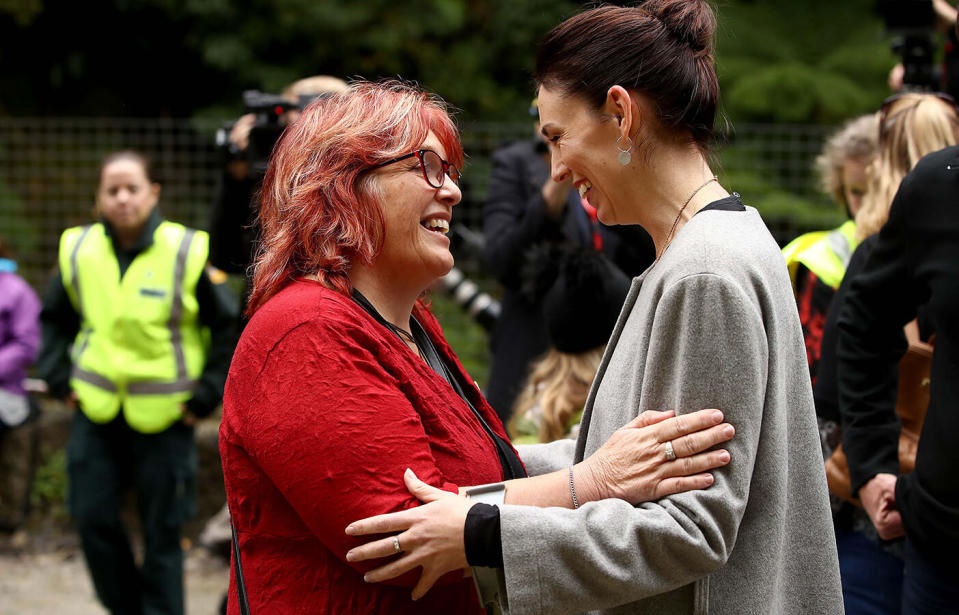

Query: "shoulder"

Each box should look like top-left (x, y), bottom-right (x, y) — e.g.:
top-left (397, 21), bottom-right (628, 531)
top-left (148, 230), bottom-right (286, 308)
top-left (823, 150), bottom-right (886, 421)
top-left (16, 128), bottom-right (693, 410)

top-left (896, 145), bottom-right (959, 205)
top-left (653, 207), bottom-right (794, 315)
top-left (242, 281), bottom-right (386, 359)
top-left (666, 207), bottom-right (783, 277)
top-left (156, 221), bottom-right (209, 246)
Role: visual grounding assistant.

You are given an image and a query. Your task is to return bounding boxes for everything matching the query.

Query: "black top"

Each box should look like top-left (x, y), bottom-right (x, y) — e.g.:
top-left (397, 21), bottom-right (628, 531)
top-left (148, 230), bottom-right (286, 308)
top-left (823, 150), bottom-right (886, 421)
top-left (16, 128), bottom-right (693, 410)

top-left (35, 208), bottom-right (240, 417)
top-left (837, 145), bottom-right (959, 564)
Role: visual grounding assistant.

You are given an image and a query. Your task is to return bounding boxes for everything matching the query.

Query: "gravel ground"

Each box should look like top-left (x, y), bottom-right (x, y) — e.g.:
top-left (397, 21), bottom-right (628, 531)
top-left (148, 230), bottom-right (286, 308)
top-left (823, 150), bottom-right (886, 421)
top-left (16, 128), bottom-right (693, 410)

top-left (0, 531), bottom-right (230, 615)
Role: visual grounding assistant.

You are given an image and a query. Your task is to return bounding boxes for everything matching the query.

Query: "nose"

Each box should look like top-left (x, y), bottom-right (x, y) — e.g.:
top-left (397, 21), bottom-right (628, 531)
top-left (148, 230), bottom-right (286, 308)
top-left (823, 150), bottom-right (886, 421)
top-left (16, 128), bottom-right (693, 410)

top-left (550, 152), bottom-right (570, 183)
top-left (437, 175), bottom-right (462, 207)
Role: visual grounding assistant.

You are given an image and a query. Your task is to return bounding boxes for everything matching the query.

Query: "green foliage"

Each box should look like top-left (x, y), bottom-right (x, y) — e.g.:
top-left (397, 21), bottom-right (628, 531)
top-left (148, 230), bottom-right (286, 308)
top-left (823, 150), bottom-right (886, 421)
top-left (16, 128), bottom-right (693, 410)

top-left (30, 446), bottom-right (68, 521)
top-left (428, 290), bottom-right (491, 388)
top-left (717, 0), bottom-right (896, 123)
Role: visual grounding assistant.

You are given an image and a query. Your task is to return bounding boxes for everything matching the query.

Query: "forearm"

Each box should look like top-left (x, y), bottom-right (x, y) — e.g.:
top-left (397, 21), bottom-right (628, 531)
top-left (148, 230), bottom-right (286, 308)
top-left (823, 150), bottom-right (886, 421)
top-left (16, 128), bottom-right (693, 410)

top-left (503, 462), bottom-right (600, 508)
top-left (515, 439), bottom-right (575, 476)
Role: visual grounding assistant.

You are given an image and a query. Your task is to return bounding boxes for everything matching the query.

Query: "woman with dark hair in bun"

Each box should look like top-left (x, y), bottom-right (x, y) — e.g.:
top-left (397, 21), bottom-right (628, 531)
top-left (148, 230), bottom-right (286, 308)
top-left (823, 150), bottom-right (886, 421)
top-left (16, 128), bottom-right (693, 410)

top-left (349, 3), bottom-right (843, 613)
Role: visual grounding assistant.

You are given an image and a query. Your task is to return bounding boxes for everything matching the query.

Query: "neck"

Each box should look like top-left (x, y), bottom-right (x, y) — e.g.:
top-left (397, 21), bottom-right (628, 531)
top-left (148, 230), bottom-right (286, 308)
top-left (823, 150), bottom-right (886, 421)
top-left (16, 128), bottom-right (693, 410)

top-left (115, 229), bottom-right (142, 251)
top-left (348, 264), bottom-right (420, 333)
top-left (620, 145), bottom-right (729, 258)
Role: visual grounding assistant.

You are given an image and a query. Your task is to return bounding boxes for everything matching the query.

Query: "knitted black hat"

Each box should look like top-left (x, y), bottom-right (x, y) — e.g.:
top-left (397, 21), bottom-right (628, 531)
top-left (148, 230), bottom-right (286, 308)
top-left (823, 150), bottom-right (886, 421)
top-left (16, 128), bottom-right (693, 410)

top-left (523, 244), bottom-right (631, 354)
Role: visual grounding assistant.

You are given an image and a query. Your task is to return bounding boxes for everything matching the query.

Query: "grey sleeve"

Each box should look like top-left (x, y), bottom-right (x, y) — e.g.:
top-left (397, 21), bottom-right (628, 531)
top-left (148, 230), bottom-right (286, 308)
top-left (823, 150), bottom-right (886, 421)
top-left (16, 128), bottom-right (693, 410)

top-left (515, 439), bottom-right (576, 477)
top-left (498, 274), bottom-right (769, 614)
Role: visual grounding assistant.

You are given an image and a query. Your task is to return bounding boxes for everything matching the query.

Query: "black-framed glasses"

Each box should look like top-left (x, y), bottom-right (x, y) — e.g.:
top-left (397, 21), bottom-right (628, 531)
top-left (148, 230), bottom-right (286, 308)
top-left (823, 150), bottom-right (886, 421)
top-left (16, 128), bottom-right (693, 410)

top-left (369, 149), bottom-right (460, 189)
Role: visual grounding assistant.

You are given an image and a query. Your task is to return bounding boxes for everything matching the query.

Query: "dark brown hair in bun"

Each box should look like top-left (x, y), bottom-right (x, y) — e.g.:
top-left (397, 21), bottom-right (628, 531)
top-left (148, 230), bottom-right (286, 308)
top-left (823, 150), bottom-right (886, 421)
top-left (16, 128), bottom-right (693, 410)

top-left (535, 0), bottom-right (719, 152)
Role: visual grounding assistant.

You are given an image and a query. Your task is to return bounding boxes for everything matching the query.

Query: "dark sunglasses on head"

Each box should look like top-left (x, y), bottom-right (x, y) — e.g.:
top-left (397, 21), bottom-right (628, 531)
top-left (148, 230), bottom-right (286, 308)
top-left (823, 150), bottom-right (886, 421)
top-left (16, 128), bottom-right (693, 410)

top-left (879, 91), bottom-right (959, 141)
top-left (369, 149), bottom-right (460, 189)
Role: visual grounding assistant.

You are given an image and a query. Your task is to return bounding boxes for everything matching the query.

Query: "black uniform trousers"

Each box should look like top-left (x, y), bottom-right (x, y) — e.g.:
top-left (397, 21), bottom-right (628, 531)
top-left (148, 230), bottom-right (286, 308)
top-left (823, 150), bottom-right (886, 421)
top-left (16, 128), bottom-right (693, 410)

top-left (67, 411), bottom-right (196, 615)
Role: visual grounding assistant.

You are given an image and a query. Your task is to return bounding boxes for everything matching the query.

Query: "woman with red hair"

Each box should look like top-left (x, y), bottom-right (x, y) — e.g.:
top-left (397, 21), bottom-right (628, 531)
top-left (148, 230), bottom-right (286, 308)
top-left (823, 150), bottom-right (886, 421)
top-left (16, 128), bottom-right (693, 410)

top-left (219, 80), bottom-right (734, 614)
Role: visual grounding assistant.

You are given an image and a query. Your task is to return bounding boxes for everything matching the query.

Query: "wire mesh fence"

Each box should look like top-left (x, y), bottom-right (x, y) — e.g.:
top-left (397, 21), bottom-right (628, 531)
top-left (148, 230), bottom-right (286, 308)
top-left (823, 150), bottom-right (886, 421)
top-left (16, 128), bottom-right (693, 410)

top-left (0, 117), bottom-right (837, 291)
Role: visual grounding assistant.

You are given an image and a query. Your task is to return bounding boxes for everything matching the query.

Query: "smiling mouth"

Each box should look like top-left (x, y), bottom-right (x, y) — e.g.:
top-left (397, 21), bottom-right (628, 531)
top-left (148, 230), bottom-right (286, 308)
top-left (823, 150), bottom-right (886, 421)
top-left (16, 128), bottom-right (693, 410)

top-left (421, 218), bottom-right (450, 234)
top-left (577, 180), bottom-right (592, 200)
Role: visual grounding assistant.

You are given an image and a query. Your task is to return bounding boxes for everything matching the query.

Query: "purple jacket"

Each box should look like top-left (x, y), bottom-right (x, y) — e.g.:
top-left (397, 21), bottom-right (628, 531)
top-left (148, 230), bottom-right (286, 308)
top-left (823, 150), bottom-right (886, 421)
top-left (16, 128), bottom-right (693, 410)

top-left (0, 269), bottom-right (41, 396)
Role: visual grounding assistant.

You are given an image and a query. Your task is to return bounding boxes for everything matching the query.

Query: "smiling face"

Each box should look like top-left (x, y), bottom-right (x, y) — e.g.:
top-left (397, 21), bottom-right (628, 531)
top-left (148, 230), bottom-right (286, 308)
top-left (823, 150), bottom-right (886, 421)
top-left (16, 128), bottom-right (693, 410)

top-left (370, 131), bottom-right (461, 290)
top-left (97, 158), bottom-right (160, 239)
top-left (537, 85), bottom-right (626, 225)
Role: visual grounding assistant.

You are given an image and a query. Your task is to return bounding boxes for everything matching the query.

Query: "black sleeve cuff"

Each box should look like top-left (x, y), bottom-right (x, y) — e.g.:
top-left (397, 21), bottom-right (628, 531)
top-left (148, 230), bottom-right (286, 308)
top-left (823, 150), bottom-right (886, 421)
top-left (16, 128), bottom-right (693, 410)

top-left (464, 503), bottom-right (503, 568)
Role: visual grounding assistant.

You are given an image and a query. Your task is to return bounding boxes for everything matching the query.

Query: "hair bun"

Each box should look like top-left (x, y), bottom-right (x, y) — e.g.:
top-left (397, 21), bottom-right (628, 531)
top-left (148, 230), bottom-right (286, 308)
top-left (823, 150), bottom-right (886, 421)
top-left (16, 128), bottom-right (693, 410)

top-left (642, 0), bottom-right (716, 55)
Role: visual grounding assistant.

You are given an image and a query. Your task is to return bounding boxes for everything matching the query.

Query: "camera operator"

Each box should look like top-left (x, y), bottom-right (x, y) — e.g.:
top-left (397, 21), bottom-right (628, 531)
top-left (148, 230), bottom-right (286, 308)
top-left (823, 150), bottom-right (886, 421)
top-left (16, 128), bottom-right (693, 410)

top-left (883, 0), bottom-right (959, 95)
top-left (208, 75), bottom-right (349, 294)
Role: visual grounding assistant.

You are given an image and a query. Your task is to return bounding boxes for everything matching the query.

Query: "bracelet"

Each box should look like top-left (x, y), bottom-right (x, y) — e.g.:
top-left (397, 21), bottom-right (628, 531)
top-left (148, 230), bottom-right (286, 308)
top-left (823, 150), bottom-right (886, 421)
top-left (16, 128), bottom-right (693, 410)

top-left (569, 466), bottom-right (579, 509)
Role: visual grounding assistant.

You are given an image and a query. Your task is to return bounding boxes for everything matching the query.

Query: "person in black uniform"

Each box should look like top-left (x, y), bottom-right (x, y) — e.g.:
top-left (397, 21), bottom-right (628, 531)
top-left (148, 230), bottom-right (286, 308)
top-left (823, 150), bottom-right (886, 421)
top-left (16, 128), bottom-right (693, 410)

top-left (36, 150), bottom-right (238, 615)
top-left (837, 144), bottom-right (959, 613)
top-left (482, 102), bottom-right (654, 421)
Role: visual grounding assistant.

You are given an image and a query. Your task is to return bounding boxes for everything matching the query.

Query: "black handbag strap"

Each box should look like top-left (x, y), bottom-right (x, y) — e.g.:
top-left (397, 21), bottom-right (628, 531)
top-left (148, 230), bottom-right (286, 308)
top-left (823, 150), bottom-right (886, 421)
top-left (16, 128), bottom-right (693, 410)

top-left (231, 518), bottom-right (251, 615)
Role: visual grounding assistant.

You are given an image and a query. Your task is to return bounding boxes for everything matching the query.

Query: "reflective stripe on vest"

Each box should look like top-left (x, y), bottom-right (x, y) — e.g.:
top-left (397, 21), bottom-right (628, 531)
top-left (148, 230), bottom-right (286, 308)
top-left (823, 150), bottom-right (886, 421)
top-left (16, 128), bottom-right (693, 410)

top-left (783, 221), bottom-right (858, 291)
top-left (59, 221), bottom-right (208, 433)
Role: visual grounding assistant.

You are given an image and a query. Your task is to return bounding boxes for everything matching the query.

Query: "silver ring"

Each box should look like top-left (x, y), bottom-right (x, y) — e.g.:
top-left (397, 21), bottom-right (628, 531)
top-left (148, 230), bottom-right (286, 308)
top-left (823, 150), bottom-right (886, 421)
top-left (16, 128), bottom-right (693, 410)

top-left (392, 536), bottom-right (401, 553)
top-left (664, 440), bottom-right (676, 461)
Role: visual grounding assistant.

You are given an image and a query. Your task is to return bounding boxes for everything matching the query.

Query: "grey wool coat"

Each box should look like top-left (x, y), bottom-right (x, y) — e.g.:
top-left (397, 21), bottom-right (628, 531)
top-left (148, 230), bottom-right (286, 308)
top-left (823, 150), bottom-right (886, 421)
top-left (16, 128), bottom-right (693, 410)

top-left (499, 205), bottom-right (843, 614)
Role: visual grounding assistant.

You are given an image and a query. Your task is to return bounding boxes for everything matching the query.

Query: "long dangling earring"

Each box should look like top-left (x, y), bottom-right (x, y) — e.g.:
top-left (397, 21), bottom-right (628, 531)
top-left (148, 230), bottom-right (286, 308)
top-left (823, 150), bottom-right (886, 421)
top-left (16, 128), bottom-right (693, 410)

top-left (616, 135), bottom-right (632, 166)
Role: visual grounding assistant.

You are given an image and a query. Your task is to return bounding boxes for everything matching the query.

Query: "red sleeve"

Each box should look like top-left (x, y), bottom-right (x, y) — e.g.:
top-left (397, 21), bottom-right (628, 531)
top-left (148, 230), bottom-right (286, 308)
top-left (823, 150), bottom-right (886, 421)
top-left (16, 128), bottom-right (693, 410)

top-left (238, 313), bottom-right (464, 587)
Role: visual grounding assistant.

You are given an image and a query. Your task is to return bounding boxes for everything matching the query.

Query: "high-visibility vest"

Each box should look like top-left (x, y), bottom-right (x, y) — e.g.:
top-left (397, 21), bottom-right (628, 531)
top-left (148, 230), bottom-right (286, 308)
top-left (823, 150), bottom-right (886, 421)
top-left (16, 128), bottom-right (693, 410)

top-left (58, 221), bottom-right (209, 433)
top-left (782, 220), bottom-right (858, 291)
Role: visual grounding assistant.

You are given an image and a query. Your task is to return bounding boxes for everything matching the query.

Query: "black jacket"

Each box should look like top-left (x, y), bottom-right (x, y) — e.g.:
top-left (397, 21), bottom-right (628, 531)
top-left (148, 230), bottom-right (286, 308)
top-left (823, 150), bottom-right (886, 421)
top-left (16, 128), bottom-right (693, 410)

top-left (837, 145), bottom-right (959, 564)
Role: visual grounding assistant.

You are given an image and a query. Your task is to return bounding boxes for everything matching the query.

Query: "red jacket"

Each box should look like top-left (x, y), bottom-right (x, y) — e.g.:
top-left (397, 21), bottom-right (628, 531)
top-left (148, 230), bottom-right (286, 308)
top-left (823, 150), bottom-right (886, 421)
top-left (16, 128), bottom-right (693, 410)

top-left (220, 280), bottom-right (516, 614)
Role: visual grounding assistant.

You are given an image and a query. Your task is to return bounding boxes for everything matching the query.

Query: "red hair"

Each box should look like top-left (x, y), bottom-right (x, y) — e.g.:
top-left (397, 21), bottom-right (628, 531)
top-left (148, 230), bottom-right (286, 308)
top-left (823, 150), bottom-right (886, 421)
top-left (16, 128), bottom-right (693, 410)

top-left (247, 80), bottom-right (464, 315)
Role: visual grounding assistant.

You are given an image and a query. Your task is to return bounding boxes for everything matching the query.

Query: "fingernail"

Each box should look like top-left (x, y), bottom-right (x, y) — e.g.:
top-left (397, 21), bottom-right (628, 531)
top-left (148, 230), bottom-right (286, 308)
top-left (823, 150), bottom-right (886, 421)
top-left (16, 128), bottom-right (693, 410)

top-left (364, 574), bottom-right (372, 583)
top-left (704, 474), bottom-right (714, 485)
top-left (345, 525), bottom-right (356, 535)
top-left (723, 425), bottom-right (734, 438)
top-left (405, 468), bottom-right (414, 479)
top-left (720, 451), bottom-right (730, 463)
top-left (346, 550), bottom-right (355, 561)
top-left (712, 410), bottom-right (723, 423)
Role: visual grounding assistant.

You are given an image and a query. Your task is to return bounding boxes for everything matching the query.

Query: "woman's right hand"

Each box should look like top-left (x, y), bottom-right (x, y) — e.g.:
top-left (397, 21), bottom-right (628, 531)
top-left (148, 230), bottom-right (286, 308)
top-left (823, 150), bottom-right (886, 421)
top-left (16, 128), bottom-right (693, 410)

top-left (577, 409), bottom-right (734, 505)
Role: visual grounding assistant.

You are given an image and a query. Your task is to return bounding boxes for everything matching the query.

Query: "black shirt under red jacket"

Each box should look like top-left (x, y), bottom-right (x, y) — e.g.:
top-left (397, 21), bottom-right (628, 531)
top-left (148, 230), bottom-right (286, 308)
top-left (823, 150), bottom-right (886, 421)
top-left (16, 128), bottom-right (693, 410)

top-left (837, 145), bottom-right (959, 565)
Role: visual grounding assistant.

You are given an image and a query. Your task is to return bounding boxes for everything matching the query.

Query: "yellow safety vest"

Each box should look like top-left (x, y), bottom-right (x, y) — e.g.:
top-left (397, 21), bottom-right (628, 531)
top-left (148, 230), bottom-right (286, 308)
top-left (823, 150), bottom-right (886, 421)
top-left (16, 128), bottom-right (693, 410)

top-left (782, 220), bottom-right (859, 291)
top-left (58, 221), bottom-right (209, 433)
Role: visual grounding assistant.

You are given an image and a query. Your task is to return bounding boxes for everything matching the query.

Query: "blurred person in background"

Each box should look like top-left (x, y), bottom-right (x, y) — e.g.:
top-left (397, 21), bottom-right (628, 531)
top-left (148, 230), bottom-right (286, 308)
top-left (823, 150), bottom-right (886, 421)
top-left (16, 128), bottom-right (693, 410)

top-left (510, 245), bottom-right (630, 444)
top-left (208, 75), bottom-right (349, 294)
top-left (813, 93), bottom-right (959, 615)
top-left (482, 98), bottom-right (654, 422)
top-left (0, 235), bottom-right (40, 502)
top-left (219, 79), bottom-right (733, 615)
top-left (348, 3), bottom-right (841, 613)
top-left (0, 233), bottom-right (41, 446)
top-left (36, 150), bottom-right (238, 615)
top-left (782, 113), bottom-right (878, 387)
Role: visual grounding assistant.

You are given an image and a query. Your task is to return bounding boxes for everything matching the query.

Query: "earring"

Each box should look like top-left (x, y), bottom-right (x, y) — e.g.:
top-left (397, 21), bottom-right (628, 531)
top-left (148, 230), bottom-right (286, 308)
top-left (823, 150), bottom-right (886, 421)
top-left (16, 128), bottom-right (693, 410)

top-left (616, 135), bottom-right (632, 166)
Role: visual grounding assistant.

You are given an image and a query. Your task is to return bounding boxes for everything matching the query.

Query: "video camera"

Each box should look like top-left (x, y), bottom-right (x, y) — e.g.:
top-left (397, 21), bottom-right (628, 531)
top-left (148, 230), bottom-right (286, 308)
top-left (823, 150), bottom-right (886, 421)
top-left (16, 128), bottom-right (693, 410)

top-left (216, 90), bottom-right (327, 175)
top-left (878, 0), bottom-right (939, 91)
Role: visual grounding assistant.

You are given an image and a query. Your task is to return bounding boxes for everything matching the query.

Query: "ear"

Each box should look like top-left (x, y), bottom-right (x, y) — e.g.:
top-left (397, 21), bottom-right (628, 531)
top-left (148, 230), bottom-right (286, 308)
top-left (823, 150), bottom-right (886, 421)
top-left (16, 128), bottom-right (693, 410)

top-left (605, 85), bottom-right (640, 140)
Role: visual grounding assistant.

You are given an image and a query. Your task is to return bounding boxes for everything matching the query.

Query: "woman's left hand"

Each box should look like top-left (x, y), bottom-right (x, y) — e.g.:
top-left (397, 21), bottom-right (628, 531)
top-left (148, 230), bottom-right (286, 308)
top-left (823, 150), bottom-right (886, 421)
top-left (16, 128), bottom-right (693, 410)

top-left (345, 468), bottom-right (473, 600)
